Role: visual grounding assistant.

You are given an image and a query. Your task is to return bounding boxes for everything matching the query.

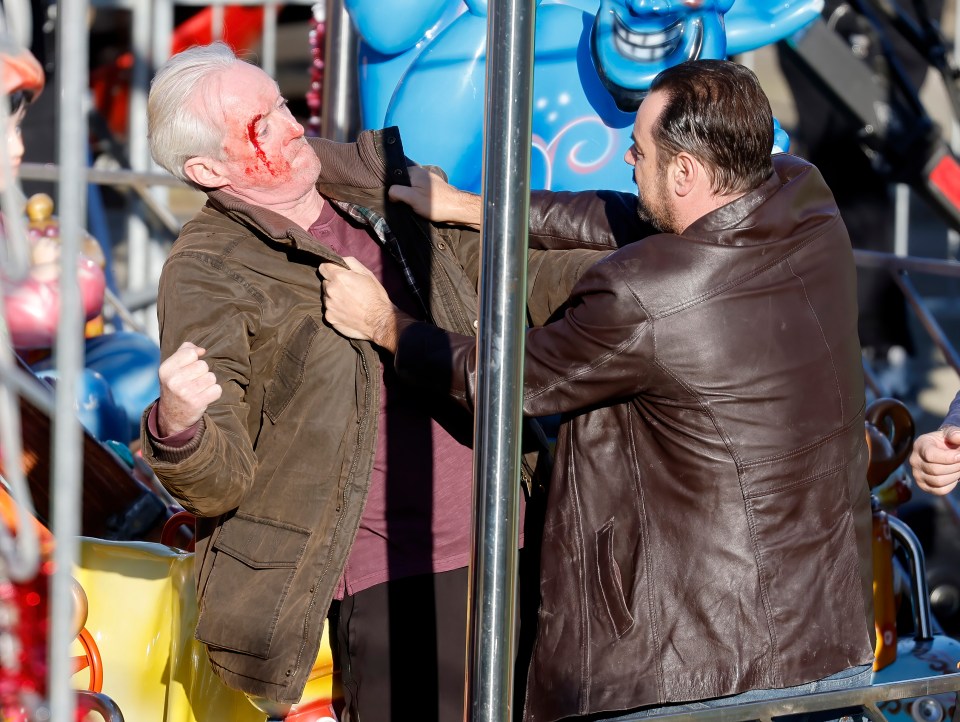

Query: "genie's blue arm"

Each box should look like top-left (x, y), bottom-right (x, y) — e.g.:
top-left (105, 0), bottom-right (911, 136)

top-left (725, 0), bottom-right (823, 55)
top-left (345, 0), bottom-right (461, 55)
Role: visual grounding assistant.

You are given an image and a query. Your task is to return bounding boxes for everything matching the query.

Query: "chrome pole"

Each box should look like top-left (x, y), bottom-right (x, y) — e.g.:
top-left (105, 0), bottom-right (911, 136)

top-left (888, 516), bottom-right (934, 641)
top-left (49, 0), bottom-right (88, 717)
top-left (468, 0), bottom-right (536, 720)
top-left (320, 0), bottom-right (359, 141)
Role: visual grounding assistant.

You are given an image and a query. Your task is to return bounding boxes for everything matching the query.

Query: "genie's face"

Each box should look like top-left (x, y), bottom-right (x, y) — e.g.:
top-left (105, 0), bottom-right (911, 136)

top-left (592, 0), bottom-right (735, 111)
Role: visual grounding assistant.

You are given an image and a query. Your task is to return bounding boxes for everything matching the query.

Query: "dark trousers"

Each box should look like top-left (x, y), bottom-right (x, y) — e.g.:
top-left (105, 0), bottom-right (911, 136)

top-left (331, 552), bottom-right (540, 722)
top-left (333, 567), bottom-right (470, 722)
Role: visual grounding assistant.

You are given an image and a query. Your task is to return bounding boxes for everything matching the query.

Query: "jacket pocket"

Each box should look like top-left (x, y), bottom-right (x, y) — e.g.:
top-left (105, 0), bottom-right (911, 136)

top-left (596, 520), bottom-right (634, 638)
top-left (263, 316), bottom-right (319, 423)
top-left (195, 513), bottom-right (311, 659)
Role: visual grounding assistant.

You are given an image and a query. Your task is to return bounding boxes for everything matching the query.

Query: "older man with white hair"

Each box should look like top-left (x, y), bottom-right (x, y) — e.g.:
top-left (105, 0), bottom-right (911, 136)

top-left (140, 42), bottom-right (594, 722)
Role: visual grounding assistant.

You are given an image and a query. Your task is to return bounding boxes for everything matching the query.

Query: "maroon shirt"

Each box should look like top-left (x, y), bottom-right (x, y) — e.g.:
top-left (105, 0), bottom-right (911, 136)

top-left (310, 202), bottom-right (479, 597)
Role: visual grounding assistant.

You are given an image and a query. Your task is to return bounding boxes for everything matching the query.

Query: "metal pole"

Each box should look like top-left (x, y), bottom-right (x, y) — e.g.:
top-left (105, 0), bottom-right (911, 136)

top-left (262, 1), bottom-right (279, 78)
top-left (887, 516), bottom-right (934, 641)
top-left (49, 0), bottom-right (88, 717)
top-left (467, 0), bottom-right (536, 720)
top-left (320, 0), bottom-right (359, 141)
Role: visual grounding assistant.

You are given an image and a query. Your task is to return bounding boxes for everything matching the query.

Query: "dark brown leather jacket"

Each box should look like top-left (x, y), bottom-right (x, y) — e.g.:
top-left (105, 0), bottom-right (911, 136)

top-left (140, 128), bottom-right (598, 704)
top-left (397, 154), bottom-right (874, 722)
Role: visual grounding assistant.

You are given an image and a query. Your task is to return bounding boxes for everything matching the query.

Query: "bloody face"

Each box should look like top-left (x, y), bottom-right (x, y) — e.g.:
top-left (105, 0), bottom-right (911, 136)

top-left (197, 62), bottom-right (321, 205)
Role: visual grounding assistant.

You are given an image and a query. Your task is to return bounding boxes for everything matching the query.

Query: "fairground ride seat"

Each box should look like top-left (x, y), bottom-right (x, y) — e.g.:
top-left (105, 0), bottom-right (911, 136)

top-left (74, 538), bottom-right (339, 722)
top-left (864, 399), bottom-right (960, 722)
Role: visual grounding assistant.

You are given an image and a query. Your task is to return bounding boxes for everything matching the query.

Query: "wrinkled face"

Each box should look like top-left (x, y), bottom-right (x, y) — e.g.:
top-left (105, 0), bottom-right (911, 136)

top-left (197, 63), bottom-right (320, 204)
top-left (624, 90), bottom-right (678, 233)
top-left (592, 0), bottom-right (734, 111)
top-left (0, 105), bottom-right (26, 191)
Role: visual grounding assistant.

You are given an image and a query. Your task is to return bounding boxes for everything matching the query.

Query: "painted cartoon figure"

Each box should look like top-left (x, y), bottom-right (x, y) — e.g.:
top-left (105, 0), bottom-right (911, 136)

top-left (0, 36), bottom-right (161, 445)
top-left (592, 0), bottom-right (736, 111)
top-left (347, 0), bottom-right (820, 192)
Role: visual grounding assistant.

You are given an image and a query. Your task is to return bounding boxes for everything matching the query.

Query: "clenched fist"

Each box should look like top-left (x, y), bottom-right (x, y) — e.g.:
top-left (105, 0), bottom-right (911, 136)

top-left (156, 341), bottom-right (222, 436)
top-left (909, 425), bottom-right (960, 496)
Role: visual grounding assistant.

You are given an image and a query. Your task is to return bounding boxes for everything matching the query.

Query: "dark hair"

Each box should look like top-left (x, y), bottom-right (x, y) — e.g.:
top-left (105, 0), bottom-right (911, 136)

top-left (7, 89), bottom-right (33, 115)
top-left (648, 59), bottom-right (774, 196)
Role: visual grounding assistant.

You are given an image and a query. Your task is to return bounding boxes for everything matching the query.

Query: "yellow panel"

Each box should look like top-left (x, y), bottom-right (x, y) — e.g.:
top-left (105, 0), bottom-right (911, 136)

top-left (74, 538), bottom-right (337, 722)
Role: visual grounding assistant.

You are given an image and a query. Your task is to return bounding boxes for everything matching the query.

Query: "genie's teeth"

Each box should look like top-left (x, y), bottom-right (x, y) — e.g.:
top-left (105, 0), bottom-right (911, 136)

top-left (612, 16), bottom-right (697, 62)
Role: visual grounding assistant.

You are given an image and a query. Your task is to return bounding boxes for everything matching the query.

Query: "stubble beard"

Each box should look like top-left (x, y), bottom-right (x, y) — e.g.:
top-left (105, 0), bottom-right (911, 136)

top-left (636, 183), bottom-right (679, 234)
top-left (637, 166), bottom-right (679, 234)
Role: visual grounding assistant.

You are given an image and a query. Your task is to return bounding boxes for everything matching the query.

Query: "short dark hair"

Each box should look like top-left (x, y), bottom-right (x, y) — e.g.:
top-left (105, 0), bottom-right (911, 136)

top-left (7, 89), bottom-right (33, 115)
top-left (648, 59), bottom-right (774, 196)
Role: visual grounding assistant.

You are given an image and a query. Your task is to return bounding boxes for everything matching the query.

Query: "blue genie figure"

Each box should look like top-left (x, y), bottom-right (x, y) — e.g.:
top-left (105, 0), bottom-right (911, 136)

top-left (592, 0), bottom-right (735, 112)
top-left (347, 0), bottom-right (821, 192)
top-left (591, 0), bottom-right (821, 111)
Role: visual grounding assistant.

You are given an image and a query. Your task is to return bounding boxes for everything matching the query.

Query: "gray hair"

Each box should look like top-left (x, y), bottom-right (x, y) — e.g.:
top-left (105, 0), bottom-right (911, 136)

top-left (147, 42), bottom-right (240, 186)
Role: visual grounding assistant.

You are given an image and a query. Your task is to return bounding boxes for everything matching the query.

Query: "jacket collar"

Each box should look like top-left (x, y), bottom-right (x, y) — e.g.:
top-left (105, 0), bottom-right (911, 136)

top-left (682, 154), bottom-right (835, 247)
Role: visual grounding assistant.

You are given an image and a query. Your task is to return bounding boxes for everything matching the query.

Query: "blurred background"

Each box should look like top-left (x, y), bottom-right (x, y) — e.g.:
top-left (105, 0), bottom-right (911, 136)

top-left (1, 1), bottom-right (959, 719)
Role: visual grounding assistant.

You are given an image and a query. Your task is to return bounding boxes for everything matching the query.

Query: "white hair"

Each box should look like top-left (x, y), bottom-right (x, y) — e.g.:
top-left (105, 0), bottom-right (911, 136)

top-left (147, 42), bottom-right (241, 186)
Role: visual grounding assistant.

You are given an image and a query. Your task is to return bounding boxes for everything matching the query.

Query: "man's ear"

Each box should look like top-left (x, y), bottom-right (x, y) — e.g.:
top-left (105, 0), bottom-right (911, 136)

top-left (672, 152), bottom-right (698, 198)
top-left (183, 156), bottom-right (229, 189)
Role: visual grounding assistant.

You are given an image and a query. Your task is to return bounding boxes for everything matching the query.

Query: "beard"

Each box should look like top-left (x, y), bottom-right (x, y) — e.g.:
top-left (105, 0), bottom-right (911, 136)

top-left (634, 162), bottom-right (680, 234)
top-left (636, 185), bottom-right (679, 234)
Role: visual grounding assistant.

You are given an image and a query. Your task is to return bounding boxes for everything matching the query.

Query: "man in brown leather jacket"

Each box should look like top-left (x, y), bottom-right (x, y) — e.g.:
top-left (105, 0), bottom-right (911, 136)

top-left (321, 60), bottom-right (875, 722)
top-left (139, 42), bottom-right (598, 721)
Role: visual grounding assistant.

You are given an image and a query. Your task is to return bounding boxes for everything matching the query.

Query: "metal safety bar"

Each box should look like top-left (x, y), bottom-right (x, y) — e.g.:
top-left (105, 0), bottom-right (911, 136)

top-left (75, 690), bottom-right (126, 722)
top-left (888, 515), bottom-right (935, 640)
top-left (853, 249), bottom-right (960, 397)
top-left (614, 674), bottom-right (960, 722)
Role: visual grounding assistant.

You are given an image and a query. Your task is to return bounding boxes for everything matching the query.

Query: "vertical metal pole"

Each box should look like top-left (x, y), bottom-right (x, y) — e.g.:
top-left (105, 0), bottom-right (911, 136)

top-left (212, 2), bottom-right (225, 41)
top-left (49, 0), bottom-right (88, 718)
top-left (894, 183), bottom-right (910, 256)
top-left (950, 5), bottom-right (960, 260)
top-left (262, 0), bottom-right (279, 79)
top-left (128, 0), bottom-right (154, 334)
top-left (320, 0), bottom-right (359, 141)
top-left (468, 1), bottom-right (536, 720)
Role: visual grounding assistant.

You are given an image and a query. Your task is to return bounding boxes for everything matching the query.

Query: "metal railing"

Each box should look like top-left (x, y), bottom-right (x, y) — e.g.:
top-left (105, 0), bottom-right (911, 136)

top-left (855, 249), bottom-right (960, 397)
top-left (613, 675), bottom-right (960, 722)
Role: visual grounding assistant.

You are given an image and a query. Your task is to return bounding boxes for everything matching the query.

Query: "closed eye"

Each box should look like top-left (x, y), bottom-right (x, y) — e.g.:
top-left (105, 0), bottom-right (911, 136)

top-left (259, 98), bottom-right (290, 138)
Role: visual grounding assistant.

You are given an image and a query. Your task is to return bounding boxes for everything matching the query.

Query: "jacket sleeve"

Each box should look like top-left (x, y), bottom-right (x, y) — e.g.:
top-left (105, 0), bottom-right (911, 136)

top-left (528, 189), bottom-right (653, 251)
top-left (443, 219), bottom-right (611, 328)
top-left (526, 247), bottom-right (612, 327)
top-left (395, 252), bottom-right (651, 417)
top-left (942, 390), bottom-right (960, 429)
top-left (139, 254), bottom-right (261, 517)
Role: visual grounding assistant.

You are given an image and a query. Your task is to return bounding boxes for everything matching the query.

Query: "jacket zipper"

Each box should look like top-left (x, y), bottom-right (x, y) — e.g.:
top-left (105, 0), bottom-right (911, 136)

top-left (291, 346), bottom-right (373, 682)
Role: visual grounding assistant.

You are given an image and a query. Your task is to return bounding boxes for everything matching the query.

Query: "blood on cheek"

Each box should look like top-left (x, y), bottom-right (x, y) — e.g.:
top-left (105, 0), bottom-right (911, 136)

top-left (243, 115), bottom-right (295, 182)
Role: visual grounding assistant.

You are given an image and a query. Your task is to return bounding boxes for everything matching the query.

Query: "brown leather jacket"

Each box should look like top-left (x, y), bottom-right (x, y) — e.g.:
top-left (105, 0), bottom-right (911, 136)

top-left (139, 127), bottom-right (599, 704)
top-left (396, 154), bottom-right (874, 721)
